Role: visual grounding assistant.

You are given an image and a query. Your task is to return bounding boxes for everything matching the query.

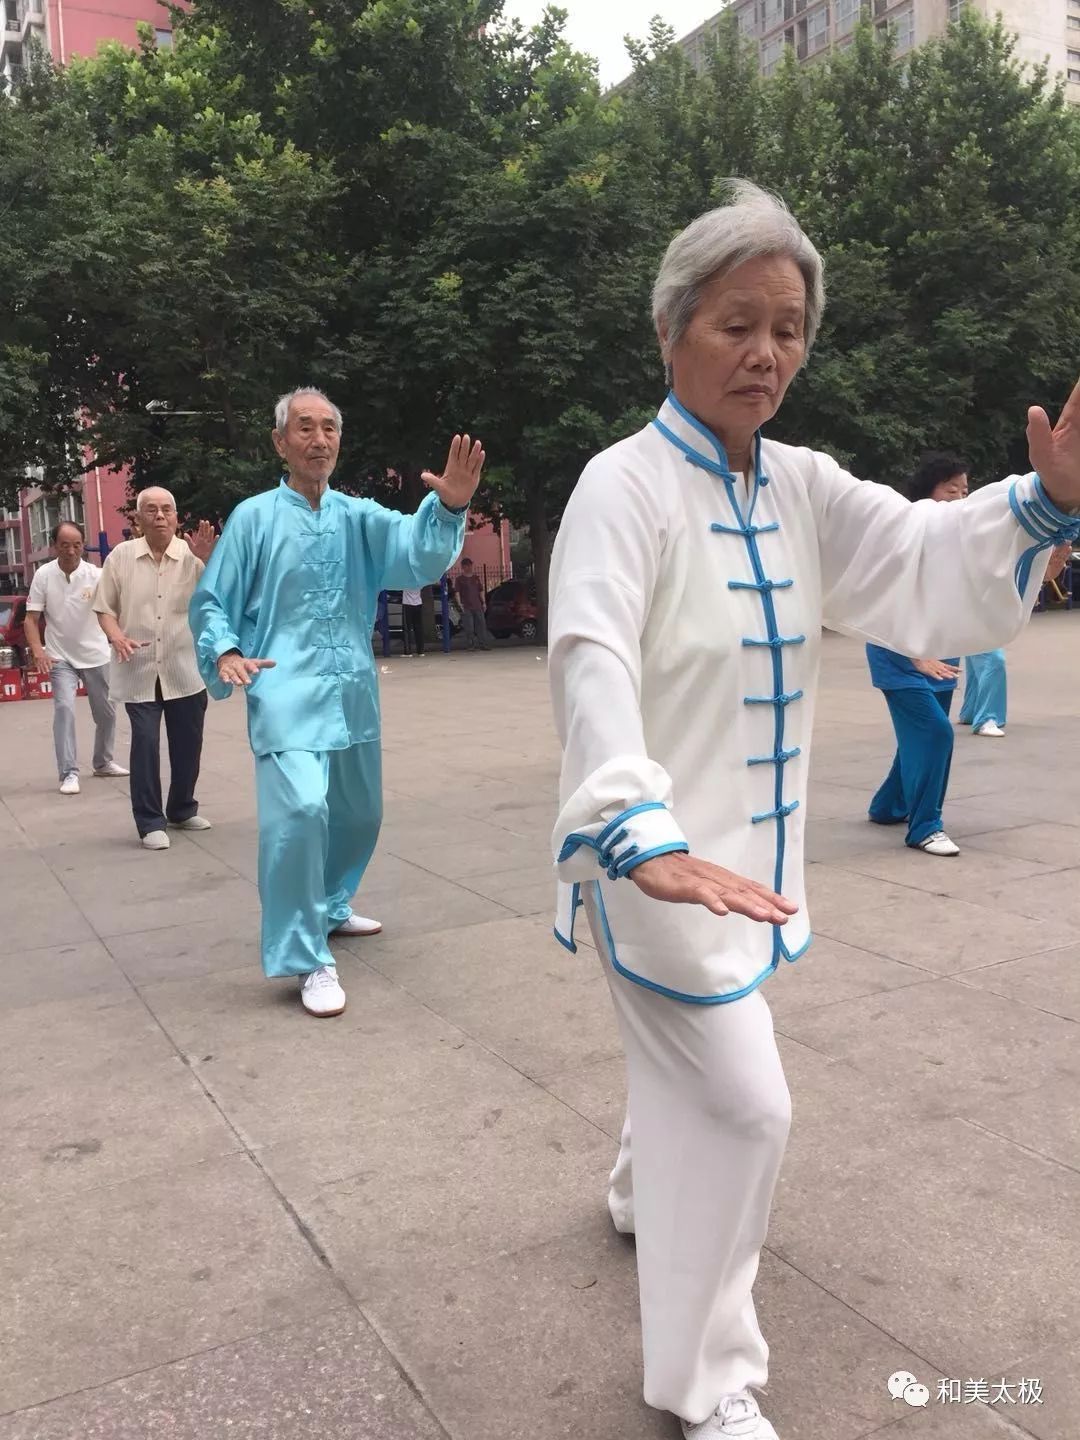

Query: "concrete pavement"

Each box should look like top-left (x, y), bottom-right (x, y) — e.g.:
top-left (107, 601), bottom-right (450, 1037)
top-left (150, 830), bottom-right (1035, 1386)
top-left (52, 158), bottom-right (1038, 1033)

top-left (1, 620), bottom-right (1078, 1439)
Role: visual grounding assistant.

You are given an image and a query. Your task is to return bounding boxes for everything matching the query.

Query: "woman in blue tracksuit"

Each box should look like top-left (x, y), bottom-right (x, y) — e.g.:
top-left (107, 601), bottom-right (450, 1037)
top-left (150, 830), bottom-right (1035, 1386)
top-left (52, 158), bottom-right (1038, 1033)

top-left (867, 454), bottom-right (969, 857)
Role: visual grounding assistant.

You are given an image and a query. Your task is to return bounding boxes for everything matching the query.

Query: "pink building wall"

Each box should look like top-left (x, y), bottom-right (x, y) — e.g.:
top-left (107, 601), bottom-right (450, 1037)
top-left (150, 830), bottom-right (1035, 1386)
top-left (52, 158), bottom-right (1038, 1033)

top-left (44, 0), bottom-right (184, 63)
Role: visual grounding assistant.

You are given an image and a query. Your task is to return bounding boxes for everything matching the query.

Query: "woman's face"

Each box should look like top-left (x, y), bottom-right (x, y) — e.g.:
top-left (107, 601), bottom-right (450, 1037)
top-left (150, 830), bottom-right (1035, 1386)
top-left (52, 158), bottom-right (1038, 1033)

top-left (932, 472), bottom-right (969, 502)
top-left (662, 254), bottom-right (807, 459)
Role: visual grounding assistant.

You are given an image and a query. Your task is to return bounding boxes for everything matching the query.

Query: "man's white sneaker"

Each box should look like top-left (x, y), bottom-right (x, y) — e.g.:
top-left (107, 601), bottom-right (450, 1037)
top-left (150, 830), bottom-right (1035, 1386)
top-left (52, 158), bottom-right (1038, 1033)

top-left (682, 1390), bottom-right (778, 1439)
top-left (59, 773), bottom-right (80, 795)
top-left (330, 914), bottom-right (383, 937)
top-left (142, 830), bottom-right (170, 850)
top-left (93, 761), bottom-right (129, 777)
top-left (918, 831), bottom-right (960, 857)
top-left (300, 965), bottom-right (346, 1017)
top-left (975, 721), bottom-right (1005, 738)
top-left (170, 815), bottom-right (213, 831)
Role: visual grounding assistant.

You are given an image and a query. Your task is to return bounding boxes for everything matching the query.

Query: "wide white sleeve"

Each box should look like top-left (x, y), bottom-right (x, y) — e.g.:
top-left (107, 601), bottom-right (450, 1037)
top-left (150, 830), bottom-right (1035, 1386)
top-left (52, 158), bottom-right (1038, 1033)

top-left (548, 456), bottom-right (689, 886)
top-left (808, 451), bottom-right (1080, 655)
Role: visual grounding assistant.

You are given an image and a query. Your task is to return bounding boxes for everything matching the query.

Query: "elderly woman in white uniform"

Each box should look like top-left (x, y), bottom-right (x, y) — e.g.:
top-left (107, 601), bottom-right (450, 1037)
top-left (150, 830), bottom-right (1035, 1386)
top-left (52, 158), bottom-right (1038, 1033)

top-left (548, 181), bottom-right (1080, 1440)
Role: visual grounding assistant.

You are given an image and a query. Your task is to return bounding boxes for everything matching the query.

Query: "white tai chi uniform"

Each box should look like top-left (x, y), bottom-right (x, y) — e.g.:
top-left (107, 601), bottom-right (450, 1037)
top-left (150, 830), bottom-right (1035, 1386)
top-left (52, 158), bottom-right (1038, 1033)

top-left (548, 394), bottom-right (1079, 1424)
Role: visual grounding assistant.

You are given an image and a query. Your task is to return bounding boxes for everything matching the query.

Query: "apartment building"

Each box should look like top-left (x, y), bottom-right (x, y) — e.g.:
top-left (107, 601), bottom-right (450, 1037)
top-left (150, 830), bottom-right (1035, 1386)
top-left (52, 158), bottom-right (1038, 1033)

top-left (678, 1), bottom-right (1080, 101)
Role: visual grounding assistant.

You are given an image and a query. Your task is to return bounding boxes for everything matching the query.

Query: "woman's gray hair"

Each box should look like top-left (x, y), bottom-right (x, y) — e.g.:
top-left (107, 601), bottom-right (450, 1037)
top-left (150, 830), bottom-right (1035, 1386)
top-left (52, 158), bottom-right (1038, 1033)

top-left (652, 180), bottom-right (826, 360)
top-left (274, 387), bottom-right (343, 434)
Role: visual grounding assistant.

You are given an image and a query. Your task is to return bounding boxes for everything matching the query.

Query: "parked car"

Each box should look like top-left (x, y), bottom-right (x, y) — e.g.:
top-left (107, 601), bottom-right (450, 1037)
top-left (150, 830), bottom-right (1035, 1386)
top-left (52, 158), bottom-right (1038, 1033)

top-left (485, 578), bottom-right (539, 642)
top-left (0, 595), bottom-right (31, 668)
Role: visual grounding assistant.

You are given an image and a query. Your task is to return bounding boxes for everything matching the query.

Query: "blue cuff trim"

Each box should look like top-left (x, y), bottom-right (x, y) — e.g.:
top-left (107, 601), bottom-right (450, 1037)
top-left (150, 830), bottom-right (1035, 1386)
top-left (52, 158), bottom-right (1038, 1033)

top-left (1009, 476), bottom-right (1080, 544)
top-left (596, 802), bottom-right (666, 850)
top-left (610, 841), bottom-right (689, 879)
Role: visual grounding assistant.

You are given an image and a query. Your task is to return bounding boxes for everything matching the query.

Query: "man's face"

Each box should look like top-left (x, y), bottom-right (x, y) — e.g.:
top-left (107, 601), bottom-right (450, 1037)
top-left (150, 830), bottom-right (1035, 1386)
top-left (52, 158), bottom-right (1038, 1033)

top-left (54, 525), bottom-right (84, 572)
top-left (138, 489), bottom-right (179, 546)
top-left (273, 395), bottom-right (341, 487)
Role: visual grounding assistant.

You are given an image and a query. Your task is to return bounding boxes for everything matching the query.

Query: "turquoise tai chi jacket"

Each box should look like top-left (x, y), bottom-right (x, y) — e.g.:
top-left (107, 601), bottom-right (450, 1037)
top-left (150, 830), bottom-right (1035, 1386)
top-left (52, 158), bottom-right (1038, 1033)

top-left (189, 479), bottom-right (466, 754)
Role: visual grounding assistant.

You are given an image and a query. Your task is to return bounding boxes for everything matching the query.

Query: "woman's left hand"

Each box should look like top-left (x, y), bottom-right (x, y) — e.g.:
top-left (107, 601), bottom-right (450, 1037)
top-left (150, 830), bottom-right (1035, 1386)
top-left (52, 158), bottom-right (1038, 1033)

top-left (1028, 374), bottom-right (1080, 509)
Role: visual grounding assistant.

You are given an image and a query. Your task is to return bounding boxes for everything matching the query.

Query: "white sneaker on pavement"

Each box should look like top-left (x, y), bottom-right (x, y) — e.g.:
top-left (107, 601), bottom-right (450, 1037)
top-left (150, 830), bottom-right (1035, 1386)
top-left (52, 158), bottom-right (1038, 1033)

top-left (142, 830), bottom-right (170, 850)
top-left (170, 815), bottom-right (213, 831)
top-left (682, 1390), bottom-right (779, 1440)
top-left (975, 721), bottom-right (1005, 737)
top-left (300, 965), bottom-right (347, 1017)
top-left (93, 761), bottom-right (129, 777)
top-left (330, 914), bottom-right (383, 937)
top-left (59, 773), bottom-right (80, 795)
top-left (918, 830), bottom-right (960, 857)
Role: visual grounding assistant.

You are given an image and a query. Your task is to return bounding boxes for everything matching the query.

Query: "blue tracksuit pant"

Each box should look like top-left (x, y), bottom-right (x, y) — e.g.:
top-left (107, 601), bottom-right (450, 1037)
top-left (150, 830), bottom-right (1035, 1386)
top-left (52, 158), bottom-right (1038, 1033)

top-left (869, 687), bottom-right (955, 847)
top-left (959, 650), bottom-right (1007, 731)
top-left (255, 741), bottom-right (382, 977)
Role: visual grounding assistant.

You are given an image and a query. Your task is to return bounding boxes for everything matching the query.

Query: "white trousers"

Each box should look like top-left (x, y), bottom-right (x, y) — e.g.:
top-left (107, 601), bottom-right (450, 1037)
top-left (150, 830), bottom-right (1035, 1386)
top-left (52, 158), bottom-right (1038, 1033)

top-left (589, 899), bottom-right (791, 1425)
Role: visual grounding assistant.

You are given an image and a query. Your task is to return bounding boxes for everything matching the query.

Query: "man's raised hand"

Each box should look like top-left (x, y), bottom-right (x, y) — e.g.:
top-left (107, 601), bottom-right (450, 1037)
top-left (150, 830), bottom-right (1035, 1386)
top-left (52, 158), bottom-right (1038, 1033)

top-left (421, 435), bottom-right (486, 511)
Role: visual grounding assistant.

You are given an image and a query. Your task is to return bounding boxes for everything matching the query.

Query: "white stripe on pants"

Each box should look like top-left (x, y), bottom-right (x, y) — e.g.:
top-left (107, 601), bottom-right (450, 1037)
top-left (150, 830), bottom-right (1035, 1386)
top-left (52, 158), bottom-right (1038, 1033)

top-left (588, 897), bottom-right (791, 1425)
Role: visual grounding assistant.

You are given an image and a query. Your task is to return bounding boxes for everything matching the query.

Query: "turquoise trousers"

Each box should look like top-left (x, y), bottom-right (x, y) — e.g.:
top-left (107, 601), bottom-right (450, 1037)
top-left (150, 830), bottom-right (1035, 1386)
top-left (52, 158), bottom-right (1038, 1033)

top-left (255, 742), bottom-right (382, 977)
top-left (959, 650), bottom-right (1007, 730)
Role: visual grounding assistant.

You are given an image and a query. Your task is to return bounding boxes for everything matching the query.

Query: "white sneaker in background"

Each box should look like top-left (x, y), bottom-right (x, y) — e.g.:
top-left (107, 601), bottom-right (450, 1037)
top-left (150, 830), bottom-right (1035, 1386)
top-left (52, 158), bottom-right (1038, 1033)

top-left (170, 815), bottom-right (213, 831)
top-left (975, 721), bottom-right (1005, 737)
top-left (300, 965), bottom-right (347, 1017)
top-left (59, 773), bottom-right (80, 795)
top-left (330, 913), bottom-right (383, 937)
top-left (141, 830), bottom-right (170, 850)
top-left (93, 761), bottom-right (129, 777)
top-left (918, 831), bottom-right (960, 857)
top-left (681, 1390), bottom-right (779, 1439)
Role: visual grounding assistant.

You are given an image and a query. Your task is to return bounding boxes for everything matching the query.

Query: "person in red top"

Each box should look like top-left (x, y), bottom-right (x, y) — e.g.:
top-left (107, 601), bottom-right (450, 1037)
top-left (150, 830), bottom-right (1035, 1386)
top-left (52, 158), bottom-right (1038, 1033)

top-left (455, 557), bottom-right (492, 651)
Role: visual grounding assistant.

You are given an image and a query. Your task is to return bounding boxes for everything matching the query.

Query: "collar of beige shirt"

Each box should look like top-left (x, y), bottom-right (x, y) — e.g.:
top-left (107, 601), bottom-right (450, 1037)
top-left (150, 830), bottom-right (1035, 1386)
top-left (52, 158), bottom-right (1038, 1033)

top-left (133, 535), bottom-right (189, 562)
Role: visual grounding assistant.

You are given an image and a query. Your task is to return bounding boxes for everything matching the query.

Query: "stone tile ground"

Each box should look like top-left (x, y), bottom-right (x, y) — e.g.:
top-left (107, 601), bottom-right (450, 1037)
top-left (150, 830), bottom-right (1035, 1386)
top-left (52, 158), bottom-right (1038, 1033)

top-left (1, 619), bottom-right (1077, 1439)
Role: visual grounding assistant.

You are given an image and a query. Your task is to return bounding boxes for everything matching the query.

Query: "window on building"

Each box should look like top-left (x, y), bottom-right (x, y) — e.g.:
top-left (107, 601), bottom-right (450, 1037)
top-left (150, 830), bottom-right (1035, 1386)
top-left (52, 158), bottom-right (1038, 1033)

top-left (890, 3), bottom-right (915, 53)
top-left (1069, 15), bottom-right (1080, 31)
top-left (2, 525), bottom-right (22, 568)
top-left (836, 0), bottom-right (861, 35)
top-left (154, 27), bottom-right (172, 48)
top-left (736, 5), bottom-right (759, 37)
top-left (28, 491), bottom-right (83, 553)
top-left (759, 0), bottom-right (785, 31)
top-left (761, 33), bottom-right (786, 73)
top-left (948, 0), bottom-right (965, 22)
top-left (807, 4), bottom-right (829, 51)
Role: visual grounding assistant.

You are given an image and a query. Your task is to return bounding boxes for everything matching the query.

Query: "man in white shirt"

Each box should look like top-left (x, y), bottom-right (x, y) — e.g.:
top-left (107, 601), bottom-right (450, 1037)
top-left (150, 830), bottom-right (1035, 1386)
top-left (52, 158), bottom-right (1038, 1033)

top-left (25, 521), bottom-right (127, 795)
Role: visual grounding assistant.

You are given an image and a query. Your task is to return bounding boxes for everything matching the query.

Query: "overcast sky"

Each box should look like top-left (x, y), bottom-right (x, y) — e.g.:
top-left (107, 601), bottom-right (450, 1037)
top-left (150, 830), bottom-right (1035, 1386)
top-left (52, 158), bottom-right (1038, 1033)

top-left (499, 2), bottom-right (723, 87)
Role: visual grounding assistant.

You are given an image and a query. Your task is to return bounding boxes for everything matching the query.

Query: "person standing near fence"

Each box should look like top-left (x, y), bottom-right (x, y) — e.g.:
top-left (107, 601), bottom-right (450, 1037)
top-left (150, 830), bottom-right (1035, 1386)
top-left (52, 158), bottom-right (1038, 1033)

top-left (402, 587), bottom-right (425, 656)
top-left (24, 521), bottom-right (127, 795)
top-left (456, 557), bottom-right (492, 651)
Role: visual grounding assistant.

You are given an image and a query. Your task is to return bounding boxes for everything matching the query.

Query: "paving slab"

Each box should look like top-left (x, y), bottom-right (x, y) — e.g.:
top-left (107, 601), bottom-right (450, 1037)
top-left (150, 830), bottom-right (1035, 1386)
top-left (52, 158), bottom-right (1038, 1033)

top-left (0, 1308), bottom-right (447, 1440)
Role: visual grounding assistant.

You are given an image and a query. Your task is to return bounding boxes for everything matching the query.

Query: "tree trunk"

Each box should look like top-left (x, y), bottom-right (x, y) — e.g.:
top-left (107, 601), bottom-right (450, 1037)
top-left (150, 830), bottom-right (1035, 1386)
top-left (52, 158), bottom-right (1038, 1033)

top-left (526, 481), bottom-right (551, 644)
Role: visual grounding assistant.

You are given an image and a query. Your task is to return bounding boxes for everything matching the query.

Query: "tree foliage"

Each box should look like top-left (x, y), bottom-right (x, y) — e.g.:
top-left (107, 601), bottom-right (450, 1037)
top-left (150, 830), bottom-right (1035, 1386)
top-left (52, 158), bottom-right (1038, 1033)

top-left (2, 3), bottom-right (1079, 609)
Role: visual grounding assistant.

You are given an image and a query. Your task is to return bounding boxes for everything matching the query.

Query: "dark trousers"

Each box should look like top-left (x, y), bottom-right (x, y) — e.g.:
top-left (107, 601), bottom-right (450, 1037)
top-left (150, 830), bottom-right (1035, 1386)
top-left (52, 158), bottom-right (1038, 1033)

top-left (869, 686), bottom-right (955, 847)
top-left (403, 603), bottom-right (425, 655)
top-left (125, 683), bottom-right (207, 836)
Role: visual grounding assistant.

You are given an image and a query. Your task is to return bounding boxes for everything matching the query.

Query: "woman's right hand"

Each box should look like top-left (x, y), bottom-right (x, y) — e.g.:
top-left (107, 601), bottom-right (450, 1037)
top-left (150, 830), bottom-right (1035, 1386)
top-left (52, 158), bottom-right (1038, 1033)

top-left (913, 658), bottom-right (961, 682)
top-left (630, 853), bottom-right (798, 924)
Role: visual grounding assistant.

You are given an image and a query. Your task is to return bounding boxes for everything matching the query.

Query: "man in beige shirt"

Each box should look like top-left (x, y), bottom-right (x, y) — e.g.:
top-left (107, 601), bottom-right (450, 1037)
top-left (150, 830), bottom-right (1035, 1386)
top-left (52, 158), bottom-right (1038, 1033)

top-left (94, 487), bottom-right (217, 850)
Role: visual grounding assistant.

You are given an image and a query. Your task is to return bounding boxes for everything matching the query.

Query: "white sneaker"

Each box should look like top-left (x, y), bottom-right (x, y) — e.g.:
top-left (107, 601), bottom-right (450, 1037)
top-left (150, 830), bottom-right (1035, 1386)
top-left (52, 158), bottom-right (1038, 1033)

top-left (682, 1390), bottom-right (778, 1439)
top-left (142, 830), bottom-right (170, 850)
top-left (93, 761), bottom-right (129, 777)
top-left (300, 965), bottom-right (346, 1017)
top-left (59, 773), bottom-right (80, 795)
top-left (170, 815), bottom-right (213, 831)
top-left (918, 831), bottom-right (960, 857)
top-left (975, 721), bottom-right (1005, 738)
top-left (330, 913), bottom-right (383, 937)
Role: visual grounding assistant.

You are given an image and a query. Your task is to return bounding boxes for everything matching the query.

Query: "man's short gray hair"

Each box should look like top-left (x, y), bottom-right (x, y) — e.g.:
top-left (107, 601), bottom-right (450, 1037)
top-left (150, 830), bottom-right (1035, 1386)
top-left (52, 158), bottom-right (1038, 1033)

top-left (652, 180), bottom-right (826, 359)
top-left (274, 387), bottom-right (343, 434)
top-left (136, 486), bottom-right (177, 513)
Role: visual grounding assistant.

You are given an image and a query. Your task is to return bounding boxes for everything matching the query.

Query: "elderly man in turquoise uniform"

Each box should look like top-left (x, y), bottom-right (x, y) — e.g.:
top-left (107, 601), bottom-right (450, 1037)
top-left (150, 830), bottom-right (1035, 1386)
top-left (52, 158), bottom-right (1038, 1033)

top-left (190, 388), bottom-right (483, 1017)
